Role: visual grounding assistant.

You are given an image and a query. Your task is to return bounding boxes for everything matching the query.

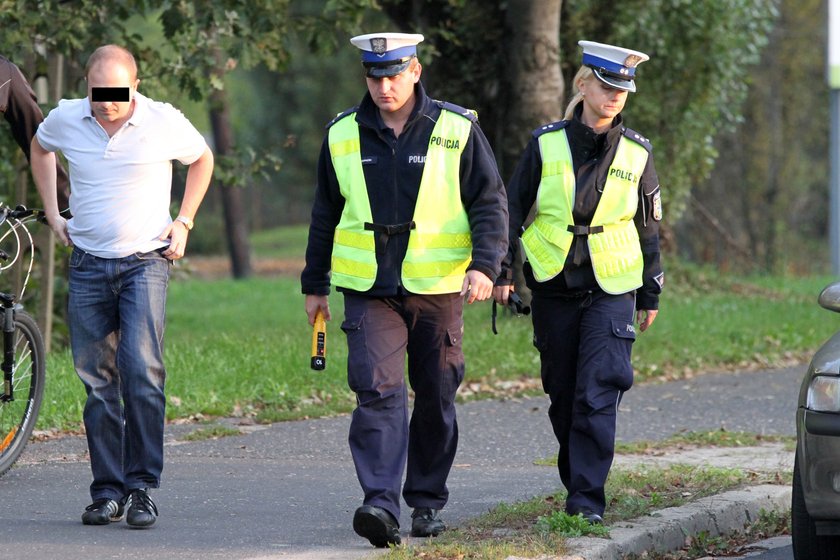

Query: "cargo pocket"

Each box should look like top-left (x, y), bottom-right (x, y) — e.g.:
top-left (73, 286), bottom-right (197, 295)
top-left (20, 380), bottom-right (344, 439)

top-left (533, 333), bottom-right (554, 394)
top-left (340, 313), bottom-right (369, 394)
top-left (444, 320), bottom-right (465, 388)
top-left (596, 318), bottom-right (636, 392)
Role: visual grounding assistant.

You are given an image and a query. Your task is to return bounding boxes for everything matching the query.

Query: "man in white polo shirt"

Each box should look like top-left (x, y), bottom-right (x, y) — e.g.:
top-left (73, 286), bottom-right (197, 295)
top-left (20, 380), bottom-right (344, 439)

top-left (29, 44), bottom-right (213, 529)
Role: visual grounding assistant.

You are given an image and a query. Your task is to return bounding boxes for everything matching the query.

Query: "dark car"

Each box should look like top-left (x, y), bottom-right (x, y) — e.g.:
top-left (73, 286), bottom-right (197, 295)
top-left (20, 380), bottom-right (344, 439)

top-left (793, 282), bottom-right (840, 559)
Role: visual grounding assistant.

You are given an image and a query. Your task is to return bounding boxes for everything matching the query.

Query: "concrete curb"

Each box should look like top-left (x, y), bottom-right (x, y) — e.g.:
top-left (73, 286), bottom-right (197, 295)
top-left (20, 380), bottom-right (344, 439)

top-left (560, 484), bottom-right (791, 560)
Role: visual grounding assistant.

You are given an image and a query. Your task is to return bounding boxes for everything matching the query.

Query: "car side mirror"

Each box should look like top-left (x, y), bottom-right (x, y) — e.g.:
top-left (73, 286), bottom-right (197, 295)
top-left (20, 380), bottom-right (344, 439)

top-left (818, 282), bottom-right (840, 313)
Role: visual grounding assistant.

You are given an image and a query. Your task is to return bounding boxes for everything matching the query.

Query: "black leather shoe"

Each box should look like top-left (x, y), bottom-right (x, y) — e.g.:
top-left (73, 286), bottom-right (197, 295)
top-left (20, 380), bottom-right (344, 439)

top-left (410, 507), bottom-right (446, 537)
top-left (82, 498), bottom-right (124, 525)
top-left (353, 505), bottom-right (401, 548)
top-left (126, 489), bottom-right (158, 529)
top-left (578, 509), bottom-right (604, 525)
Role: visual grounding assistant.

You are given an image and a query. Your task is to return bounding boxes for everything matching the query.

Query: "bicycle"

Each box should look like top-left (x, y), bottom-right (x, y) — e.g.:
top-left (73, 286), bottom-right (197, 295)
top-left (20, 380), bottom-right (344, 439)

top-left (0, 204), bottom-right (47, 477)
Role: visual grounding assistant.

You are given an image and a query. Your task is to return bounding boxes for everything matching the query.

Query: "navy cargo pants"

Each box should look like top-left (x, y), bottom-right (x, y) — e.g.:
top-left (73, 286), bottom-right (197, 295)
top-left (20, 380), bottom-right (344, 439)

top-left (531, 290), bottom-right (636, 517)
top-left (341, 292), bottom-right (465, 523)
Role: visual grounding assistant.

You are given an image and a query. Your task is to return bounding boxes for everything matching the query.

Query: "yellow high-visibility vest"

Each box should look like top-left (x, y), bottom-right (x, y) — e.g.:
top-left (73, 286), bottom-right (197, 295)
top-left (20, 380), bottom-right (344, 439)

top-left (520, 127), bottom-right (649, 294)
top-left (328, 108), bottom-right (473, 294)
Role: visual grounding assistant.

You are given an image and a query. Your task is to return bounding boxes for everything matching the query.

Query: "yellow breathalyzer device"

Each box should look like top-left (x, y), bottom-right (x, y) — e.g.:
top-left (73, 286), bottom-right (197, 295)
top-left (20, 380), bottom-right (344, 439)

top-left (310, 310), bottom-right (326, 370)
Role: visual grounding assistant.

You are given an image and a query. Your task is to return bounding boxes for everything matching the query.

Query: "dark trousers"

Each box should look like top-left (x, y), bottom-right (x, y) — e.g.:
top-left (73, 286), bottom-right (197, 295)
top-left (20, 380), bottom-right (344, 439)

top-left (341, 293), bottom-right (465, 522)
top-left (531, 290), bottom-right (636, 516)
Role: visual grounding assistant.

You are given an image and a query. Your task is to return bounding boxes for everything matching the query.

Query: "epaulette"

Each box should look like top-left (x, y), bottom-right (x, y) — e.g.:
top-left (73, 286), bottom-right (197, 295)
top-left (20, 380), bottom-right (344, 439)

top-left (325, 106), bottom-right (358, 129)
top-left (622, 127), bottom-right (653, 152)
top-left (532, 120), bottom-right (570, 139)
top-left (434, 100), bottom-right (478, 122)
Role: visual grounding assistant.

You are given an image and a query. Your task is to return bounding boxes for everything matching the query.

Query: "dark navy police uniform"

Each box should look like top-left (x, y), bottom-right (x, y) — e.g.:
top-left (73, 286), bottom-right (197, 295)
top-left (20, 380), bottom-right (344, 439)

top-left (501, 102), bottom-right (663, 518)
top-left (301, 82), bottom-right (507, 523)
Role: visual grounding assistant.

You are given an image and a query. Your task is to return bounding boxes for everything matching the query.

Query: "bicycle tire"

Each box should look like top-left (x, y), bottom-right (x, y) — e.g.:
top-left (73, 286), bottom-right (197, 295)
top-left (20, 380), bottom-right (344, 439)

top-left (0, 310), bottom-right (46, 476)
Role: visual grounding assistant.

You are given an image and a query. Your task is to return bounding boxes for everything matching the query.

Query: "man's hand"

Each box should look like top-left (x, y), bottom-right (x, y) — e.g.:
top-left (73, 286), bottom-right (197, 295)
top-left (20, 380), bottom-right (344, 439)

top-left (305, 294), bottom-right (331, 326)
top-left (460, 270), bottom-right (493, 304)
top-left (636, 309), bottom-right (658, 332)
top-left (44, 213), bottom-right (71, 247)
top-left (159, 221), bottom-right (189, 260)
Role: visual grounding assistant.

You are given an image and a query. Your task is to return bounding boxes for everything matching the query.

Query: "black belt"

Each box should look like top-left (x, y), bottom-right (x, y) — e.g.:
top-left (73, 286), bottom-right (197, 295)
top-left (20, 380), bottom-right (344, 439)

top-left (364, 221), bottom-right (416, 256)
top-left (567, 224), bottom-right (604, 235)
top-left (567, 225), bottom-right (602, 266)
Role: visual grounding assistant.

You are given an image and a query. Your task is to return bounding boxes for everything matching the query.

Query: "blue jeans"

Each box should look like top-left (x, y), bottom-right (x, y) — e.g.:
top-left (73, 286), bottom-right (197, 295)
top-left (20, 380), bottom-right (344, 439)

top-left (68, 247), bottom-right (171, 502)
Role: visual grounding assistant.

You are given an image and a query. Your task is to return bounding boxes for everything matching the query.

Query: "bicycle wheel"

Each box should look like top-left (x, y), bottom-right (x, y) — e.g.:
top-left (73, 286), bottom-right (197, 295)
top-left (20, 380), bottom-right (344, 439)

top-left (0, 310), bottom-right (46, 476)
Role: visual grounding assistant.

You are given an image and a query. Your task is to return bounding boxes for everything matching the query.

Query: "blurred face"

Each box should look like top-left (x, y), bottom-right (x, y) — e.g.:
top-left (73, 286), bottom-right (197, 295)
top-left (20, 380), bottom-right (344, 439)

top-left (86, 62), bottom-right (139, 125)
top-left (365, 60), bottom-right (421, 114)
top-left (578, 77), bottom-right (628, 122)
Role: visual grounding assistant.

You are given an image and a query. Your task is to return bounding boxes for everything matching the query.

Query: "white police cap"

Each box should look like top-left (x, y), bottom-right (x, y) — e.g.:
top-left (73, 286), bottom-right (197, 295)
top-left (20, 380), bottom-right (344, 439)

top-left (579, 40), bottom-right (649, 93)
top-left (350, 32), bottom-right (424, 78)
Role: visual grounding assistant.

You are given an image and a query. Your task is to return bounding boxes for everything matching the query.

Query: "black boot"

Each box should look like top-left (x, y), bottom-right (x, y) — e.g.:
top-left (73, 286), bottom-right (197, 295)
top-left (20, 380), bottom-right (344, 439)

top-left (410, 507), bottom-right (446, 537)
top-left (353, 505), bottom-right (401, 547)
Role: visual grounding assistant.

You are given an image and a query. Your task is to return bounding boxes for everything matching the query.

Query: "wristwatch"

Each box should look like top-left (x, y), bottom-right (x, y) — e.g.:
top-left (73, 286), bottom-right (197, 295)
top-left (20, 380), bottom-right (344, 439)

top-left (175, 215), bottom-right (194, 230)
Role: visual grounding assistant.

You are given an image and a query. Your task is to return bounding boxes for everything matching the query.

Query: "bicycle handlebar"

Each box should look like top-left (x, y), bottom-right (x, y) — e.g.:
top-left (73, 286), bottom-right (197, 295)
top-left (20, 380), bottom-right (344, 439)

top-left (0, 205), bottom-right (47, 226)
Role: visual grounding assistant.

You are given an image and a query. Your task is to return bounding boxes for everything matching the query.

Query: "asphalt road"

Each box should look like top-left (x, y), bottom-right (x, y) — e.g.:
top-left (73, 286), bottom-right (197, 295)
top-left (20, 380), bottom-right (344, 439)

top-left (0, 365), bottom-right (804, 559)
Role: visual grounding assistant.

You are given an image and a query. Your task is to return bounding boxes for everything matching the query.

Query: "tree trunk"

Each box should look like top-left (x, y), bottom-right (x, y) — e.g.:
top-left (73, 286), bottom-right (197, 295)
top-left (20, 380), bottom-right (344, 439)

top-left (498, 0), bottom-right (563, 179)
top-left (208, 85), bottom-right (252, 279)
top-left (499, 0), bottom-right (563, 304)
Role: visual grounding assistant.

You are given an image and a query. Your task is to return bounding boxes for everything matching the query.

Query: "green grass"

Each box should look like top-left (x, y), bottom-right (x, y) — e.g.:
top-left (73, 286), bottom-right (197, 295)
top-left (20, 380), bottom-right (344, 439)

top-left (249, 225), bottom-right (310, 260)
top-left (31, 227), bottom-right (840, 431)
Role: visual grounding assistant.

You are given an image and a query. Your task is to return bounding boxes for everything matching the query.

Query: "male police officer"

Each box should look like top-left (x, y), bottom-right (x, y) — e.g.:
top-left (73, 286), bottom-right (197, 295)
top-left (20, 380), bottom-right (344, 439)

top-left (301, 33), bottom-right (507, 547)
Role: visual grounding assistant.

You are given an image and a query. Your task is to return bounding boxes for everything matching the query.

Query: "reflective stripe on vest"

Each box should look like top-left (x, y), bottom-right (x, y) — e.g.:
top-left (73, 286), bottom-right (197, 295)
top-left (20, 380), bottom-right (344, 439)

top-left (521, 128), bottom-right (648, 294)
top-left (328, 109), bottom-right (473, 293)
top-left (328, 116), bottom-right (376, 291)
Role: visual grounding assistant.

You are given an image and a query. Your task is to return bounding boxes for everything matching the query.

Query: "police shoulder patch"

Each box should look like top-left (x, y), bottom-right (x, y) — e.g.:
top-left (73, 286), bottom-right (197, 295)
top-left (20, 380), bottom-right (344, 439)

top-left (532, 119), bottom-right (570, 139)
top-left (652, 189), bottom-right (663, 221)
top-left (325, 106), bottom-right (359, 129)
top-left (435, 100), bottom-right (478, 122)
top-left (623, 127), bottom-right (653, 152)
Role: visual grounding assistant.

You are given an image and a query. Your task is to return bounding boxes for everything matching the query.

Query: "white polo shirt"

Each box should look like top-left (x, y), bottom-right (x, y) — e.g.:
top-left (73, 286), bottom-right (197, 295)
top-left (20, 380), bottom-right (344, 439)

top-left (36, 92), bottom-right (208, 258)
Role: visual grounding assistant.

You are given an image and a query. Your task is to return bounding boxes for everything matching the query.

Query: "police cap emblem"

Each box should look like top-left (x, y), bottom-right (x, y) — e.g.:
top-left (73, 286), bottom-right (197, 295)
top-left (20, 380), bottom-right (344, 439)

top-left (370, 37), bottom-right (387, 55)
top-left (624, 54), bottom-right (644, 68)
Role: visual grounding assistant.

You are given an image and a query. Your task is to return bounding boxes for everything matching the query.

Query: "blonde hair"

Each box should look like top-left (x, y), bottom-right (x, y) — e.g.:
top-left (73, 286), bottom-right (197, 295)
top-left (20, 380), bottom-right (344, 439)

top-left (563, 66), bottom-right (594, 120)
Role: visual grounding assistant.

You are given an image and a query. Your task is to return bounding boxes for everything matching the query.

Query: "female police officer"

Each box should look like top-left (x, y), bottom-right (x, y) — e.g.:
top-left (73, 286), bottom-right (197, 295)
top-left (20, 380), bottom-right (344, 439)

top-left (493, 40), bottom-right (664, 524)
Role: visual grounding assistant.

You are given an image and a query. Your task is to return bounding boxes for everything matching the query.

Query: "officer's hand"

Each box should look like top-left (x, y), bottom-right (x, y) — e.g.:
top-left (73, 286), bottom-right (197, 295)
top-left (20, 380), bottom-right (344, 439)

top-left (636, 309), bottom-right (658, 332)
top-left (461, 270), bottom-right (493, 304)
top-left (492, 284), bottom-right (511, 305)
top-left (305, 294), bottom-right (331, 326)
